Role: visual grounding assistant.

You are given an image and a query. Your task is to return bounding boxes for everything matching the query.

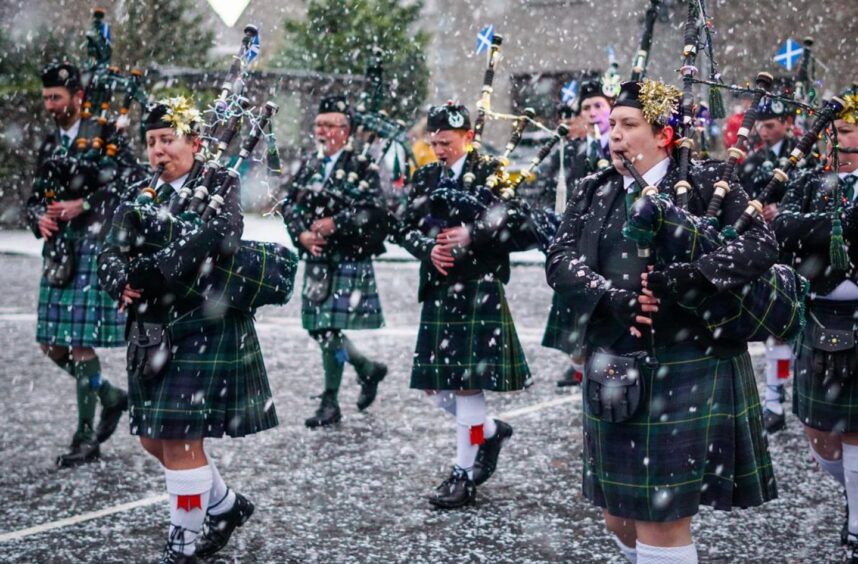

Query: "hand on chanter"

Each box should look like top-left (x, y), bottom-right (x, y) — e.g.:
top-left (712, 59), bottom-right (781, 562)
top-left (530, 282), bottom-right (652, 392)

top-left (310, 217), bottom-right (337, 237)
top-left (299, 230), bottom-right (328, 257)
top-left (436, 226), bottom-right (471, 250)
top-left (430, 244), bottom-right (455, 276)
top-left (46, 199), bottom-right (86, 221)
top-left (119, 284), bottom-right (142, 313)
top-left (38, 214), bottom-right (59, 239)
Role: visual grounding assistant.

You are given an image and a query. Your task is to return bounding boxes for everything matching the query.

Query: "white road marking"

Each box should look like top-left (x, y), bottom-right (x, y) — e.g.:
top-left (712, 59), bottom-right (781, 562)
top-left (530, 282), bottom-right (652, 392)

top-left (0, 494), bottom-right (168, 543)
top-left (0, 393), bottom-right (579, 542)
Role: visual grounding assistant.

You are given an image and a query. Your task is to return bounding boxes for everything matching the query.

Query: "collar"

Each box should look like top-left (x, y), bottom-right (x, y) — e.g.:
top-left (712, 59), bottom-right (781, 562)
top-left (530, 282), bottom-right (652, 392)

top-left (769, 139), bottom-right (784, 157)
top-left (59, 119), bottom-right (80, 141)
top-left (838, 170), bottom-right (858, 181)
top-left (157, 173), bottom-right (189, 189)
top-left (447, 153), bottom-right (468, 181)
top-left (622, 157), bottom-right (671, 192)
top-left (325, 148), bottom-right (344, 165)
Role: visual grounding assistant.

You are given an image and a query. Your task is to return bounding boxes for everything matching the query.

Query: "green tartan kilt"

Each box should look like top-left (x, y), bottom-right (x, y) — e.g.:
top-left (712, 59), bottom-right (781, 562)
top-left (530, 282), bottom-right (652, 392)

top-left (410, 278), bottom-right (531, 392)
top-left (541, 292), bottom-right (581, 355)
top-left (301, 260), bottom-right (384, 331)
top-left (793, 300), bottom-right (858, 433)
top-left (582, 344), bottom-right (777, 522)
top-left (128, 308), bottom-right (278, 440)
top-left (36, 237), bottom-right (126, 348)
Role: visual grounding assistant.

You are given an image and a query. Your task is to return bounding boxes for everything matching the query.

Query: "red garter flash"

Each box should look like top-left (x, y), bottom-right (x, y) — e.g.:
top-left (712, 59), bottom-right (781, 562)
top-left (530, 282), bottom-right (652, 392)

top-left (176, 494), bottom-right (203, 512)
top-left (470, 424), bottom-right (485, 446)
top-left (574, 371), bottom-right (583, 383)
top-left (777, 359), bottom-right (791, 379)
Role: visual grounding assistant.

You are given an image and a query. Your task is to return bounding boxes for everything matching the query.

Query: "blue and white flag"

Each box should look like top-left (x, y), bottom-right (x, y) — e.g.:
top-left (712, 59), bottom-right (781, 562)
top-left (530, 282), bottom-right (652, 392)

top-left (561, 80), bottom-right (578, 103)
top-left (475, 25), bottom-right (494, 54)
top-left (243, 31), bottom-right (261, 64)
top-left (100, 21), bottom-right (111, 45)
top-left (774, 38), bottom-right (802, 71)
top-left (607, 45), bottom-right (616, 65)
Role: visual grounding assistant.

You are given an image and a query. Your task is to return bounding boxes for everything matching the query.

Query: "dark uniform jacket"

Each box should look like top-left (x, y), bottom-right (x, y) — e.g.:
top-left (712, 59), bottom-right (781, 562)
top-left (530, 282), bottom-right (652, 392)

top-left (530, 136), bottom-right (610, 210)
top-left (546, 159), bottom-right (778, 357)
top-left (773, 170), bottom-right (858, 295)
top-left (26, 125), bottom-right (143, 241)
top-left (281, 149), bottom-right (388, 262)
top-left (738, 137), bottom-right (817, 202)
top-left (98, 172), bottom-right (243, 327)
top-left (396, 150), bottom-right (539, 302)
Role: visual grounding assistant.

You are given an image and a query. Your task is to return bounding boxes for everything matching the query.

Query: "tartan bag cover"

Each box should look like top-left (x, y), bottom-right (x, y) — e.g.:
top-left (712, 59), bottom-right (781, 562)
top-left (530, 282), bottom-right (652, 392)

top-left (624, 193), bottom-right (807, 342)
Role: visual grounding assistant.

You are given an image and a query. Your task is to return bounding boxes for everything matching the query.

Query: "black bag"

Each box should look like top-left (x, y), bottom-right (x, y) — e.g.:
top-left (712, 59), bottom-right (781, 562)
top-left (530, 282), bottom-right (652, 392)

top-left (584, 351), bottom-right (644, 423)
top-left (127, 322), bottom-right (172, 382)
top-left (42, 236), bottom-right (75, 287)
top-left (809, 310), bottom-right (858, 383)
top-left (303, 262), bottom-right (332, 305)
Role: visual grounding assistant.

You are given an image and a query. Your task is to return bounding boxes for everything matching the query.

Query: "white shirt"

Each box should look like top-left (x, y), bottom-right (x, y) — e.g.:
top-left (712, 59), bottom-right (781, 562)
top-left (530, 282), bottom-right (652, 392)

top-left (323, 149), bottom-right (344, 181)
top-left (622, 157), bottom-right (671, 192)
top-left (156, 173), bottom-right (189, 190)
top-left (840, 171), bottom-right (858, 202)
top-left (446, 154), bottom-right (468, 182)
top-left (59, 119), bottom-right (80, 144)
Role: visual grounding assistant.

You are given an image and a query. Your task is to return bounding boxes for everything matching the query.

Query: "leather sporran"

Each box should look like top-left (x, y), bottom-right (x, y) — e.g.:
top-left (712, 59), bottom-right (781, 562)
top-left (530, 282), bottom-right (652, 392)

top-left (127, 322), bottom-right (172, 382)
top-left (42, 236), bottom-right (75, 288)
top-left (303, 262), bottom-right (332, 305)
top-left (584, 351), bottom-right (644, 423)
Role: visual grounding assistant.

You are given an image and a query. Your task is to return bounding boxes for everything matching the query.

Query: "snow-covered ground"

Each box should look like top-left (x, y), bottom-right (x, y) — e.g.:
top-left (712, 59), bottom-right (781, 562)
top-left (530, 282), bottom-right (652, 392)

top-left (0, 250), bottom-right (843, 563)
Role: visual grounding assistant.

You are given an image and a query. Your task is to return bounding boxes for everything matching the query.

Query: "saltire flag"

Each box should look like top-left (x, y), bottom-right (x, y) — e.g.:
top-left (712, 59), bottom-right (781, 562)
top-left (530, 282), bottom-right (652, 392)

top-left (774, 38), bottom-right (803, 71)
top-left (561, 80), bottom-right (578, 103)
top-left (243, 31), bottom-right (261, 64)
top-left (475, 25), bottom-right (494, 55)
top-left (100, 21), bottom-right (111, 45)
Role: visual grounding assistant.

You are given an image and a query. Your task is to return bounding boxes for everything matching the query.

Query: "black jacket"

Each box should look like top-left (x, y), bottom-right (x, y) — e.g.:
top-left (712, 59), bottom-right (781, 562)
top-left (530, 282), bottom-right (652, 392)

top-left (546, 159), bottom-right (778, 356)
top-left (396, 150), bottom-right (539, 301)
top-left (98, 172), bottom-right (243, 325)
top-left (27, 125), bottom-right (143, 241)
top-left (738, 137), bottom-right (817, 202)
top-left (773, 169), bottom-right (858, 295)
top-left (281, 148), bottom-right (388, 262)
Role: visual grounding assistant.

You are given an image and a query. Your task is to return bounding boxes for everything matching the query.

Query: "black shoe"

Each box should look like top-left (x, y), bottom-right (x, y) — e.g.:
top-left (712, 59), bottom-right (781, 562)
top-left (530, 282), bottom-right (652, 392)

top-left (56, 438), bottom-right (100, 467)
top-left (194, 491), bottom-right (255, 557)
top-left (356, 362), bottom-right (388, 411)
top-left (556, 365), bottom-right (582, 388)
top-left (305, 393), bottom-right (341, 428)
top-left (843, 491), bottom-right (850, 546)
top-left (159, 546), bottom-right (198, 564)
top-left (96, 391), bottom-right (128, 444)
top-left (428, 466), bottom-right (476, 509)
top-left (472, 419), bottom-right (513, 486)
top-left (762, 407), bottom-right (786, 434)
top-left (847, 534), bottom-right (858, 563)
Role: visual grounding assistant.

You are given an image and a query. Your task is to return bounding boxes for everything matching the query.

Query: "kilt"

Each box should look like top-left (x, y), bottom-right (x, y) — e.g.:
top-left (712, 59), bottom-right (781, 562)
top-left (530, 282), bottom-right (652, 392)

top-left (582, 344), bottom-right (777, 522)
top-left (128, 308), bottom-right (278, 439)
top-left (793, 300), bottom-right (858, 433)
top-left (301, 259), bottom-right (384, 331)
top-left (36, 237), bottom-right (126, 348)
top-left (410, 278), bottom-right (531, 391)
top-left (541, 292), bottom-right (580, 355)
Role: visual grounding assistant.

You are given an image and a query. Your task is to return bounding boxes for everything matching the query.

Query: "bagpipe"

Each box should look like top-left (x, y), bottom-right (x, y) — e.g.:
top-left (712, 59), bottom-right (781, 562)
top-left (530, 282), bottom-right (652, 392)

top-left (629, 0), bottom-right (661, 82)
top-left (112, 29), bottom-right (298, 314)
top-left (619, 75), bottom-right (856, 342)
top-left (425, 120), bottom-right (569, 253)
top-left (286, 48), bottom-right (418, 253)
top-left (36, 8), bottom-right (149, 287)
top-left (350, 46), bottom-right (417, 186)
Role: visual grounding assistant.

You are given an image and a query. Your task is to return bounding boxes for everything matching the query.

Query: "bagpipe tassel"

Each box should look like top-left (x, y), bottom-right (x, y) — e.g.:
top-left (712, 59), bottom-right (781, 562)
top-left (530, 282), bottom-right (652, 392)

top-left (829, 216), bottom-right (849, 271)
top-left (708, 85), bottom-right (726, 120)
